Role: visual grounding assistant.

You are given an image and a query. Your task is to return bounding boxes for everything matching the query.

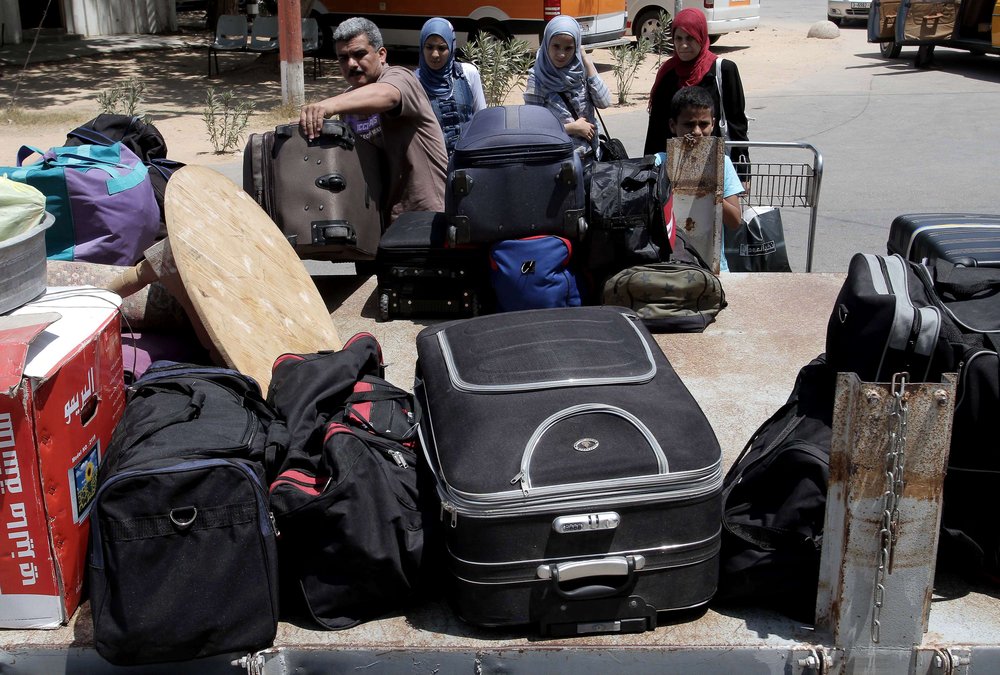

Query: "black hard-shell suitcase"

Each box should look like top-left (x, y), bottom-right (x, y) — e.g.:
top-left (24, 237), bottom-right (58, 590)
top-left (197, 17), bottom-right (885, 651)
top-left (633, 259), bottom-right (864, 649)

top-left (445, 105), bottom-right (587, 246)
top-left (243, 120), bottom-right (384, 261)
top-left (887, 213), bottom-right (1000, 268)
top-left (375, 211), bottom-right (491, 321)
top-left (415, 306), bottom-right (723, 632)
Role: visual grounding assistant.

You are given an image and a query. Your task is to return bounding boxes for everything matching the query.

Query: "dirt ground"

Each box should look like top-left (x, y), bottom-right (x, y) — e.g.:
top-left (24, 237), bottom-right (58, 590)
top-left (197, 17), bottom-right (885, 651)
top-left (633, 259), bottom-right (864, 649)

top-left (0, 20), bottom-right (846, 167)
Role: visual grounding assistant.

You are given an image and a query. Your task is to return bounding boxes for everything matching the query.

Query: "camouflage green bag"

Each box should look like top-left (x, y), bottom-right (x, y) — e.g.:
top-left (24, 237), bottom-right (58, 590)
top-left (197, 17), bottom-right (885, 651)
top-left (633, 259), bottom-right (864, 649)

top-left (602, 262), bottom-right (726, 333)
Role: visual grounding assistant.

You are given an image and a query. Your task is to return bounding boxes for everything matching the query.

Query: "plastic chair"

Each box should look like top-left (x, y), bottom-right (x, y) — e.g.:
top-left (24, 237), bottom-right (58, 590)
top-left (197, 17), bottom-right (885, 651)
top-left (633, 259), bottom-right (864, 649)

top-left (247, 15), bottom-right (280, 53)
top-left (302, 18), bottom-right (323, 79)
top-left (208, 14), bottom-right (249, 77)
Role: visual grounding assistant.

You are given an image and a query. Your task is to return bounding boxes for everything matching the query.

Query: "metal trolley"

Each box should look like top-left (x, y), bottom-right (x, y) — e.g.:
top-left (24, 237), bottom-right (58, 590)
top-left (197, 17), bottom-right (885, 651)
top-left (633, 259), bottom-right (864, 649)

top-left (725, 141), bottom-right (824, 272)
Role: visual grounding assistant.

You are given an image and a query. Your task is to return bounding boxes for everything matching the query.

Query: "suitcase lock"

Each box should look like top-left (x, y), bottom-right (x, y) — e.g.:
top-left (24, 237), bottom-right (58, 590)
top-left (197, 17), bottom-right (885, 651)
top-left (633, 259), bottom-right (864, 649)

top-left (316, 173), bottom-right (347, 193)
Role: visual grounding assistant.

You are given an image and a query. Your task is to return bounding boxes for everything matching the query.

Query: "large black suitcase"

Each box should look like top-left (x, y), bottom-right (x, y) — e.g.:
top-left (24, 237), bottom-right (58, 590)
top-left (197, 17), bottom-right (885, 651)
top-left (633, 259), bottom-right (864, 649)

top-left (886, 213), bottom-right (1000, 268)
top-left (375, 211), bottom-right (491, 321)
top-left (445, 105), bottom-right (587, 246)
top-left (243, 120), bottom-right (384, 261)
top-left (415, 306), bottom-right (723, 633)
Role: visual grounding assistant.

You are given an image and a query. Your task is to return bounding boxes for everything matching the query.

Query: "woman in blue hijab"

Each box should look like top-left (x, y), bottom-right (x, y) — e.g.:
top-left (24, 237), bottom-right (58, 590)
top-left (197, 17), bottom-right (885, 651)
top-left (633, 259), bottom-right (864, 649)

top-left (415, 18), bottom-right (487, 155)
top-left (523, 15), bottom-right (611, 164)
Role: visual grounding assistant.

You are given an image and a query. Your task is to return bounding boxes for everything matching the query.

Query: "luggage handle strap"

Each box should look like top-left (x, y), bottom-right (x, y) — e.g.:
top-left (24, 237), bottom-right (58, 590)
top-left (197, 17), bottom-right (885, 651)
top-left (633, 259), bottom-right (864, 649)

top-left (16, 145), bottom-right (149, 194)
top-left (934, 259), bottom-right (1000, 298)
top-left (537, 555), bottom-right (644, 601)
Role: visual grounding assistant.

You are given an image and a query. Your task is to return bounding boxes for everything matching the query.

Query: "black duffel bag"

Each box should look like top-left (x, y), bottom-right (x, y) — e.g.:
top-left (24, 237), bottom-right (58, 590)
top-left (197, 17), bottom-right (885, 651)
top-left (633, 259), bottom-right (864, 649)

top-left (584, 155), bottom-right (674, 291)
top-left (826, 253), bottom-right (1000, 579)
top-left (89, 363), bottom-right (280, 666)
top-left (265, 334), bottom-right (426, 630)
top-left (717, 355), bottom-right (836, 621)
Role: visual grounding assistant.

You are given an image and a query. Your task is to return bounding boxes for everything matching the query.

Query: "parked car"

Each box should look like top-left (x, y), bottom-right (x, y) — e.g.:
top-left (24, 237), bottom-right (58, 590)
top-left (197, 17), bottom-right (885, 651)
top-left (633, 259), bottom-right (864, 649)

top-left (828, 0), bottom-right (871, 26)
top-left (627, 0), bottom-right (760, 43)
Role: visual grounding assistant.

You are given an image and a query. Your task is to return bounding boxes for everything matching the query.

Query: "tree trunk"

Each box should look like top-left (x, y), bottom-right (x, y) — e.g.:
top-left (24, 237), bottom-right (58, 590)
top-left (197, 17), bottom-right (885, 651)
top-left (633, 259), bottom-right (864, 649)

top-left (207, 0), bottom-right (241, 32)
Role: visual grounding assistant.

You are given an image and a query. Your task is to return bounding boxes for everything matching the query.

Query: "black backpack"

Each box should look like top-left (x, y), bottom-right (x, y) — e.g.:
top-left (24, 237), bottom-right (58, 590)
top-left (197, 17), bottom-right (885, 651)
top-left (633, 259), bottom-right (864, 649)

top-left (65, 113), bottom-right (168, 163)
top-left (717, 355), bottom-right (836, 621)
top-left (826, 254), bottom-right (1000, 579)
top-left (265, 333), bottom-right (425, 630)
top-left (89, 363), bottom-right (280, 666)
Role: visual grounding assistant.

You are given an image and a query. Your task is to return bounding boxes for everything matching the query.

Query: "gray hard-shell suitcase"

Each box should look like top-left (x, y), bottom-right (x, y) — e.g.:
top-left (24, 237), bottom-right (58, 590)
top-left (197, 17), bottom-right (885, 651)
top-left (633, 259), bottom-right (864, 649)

top-left (445, 105), bottom-right (587, 247)
top-left (415, 306), bottom-right (723, 633)
top-left (243, 120), bottom-right (384, 261)
top-left (887, 213), bottom-right (1000, 268)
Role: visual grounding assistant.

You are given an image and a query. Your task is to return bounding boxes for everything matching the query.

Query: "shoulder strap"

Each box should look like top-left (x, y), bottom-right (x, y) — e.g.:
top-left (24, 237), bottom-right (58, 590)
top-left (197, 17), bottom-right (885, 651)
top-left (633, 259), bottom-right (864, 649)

top-left (715, 59), bottom-right (727, 134)
top-left (557, 91), bottom-right (579, 119)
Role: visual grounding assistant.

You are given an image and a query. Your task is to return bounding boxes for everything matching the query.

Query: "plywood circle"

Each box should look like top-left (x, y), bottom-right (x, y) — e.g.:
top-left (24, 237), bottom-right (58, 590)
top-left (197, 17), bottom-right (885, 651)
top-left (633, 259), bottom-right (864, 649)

top-left (164, 165), bottom-right (341, 391)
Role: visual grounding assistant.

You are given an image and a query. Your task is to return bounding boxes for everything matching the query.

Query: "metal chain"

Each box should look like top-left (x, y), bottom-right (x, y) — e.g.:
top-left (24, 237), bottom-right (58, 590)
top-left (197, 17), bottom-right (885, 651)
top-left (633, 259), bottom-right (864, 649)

top-left (871, 373), bottom-right (909, 644)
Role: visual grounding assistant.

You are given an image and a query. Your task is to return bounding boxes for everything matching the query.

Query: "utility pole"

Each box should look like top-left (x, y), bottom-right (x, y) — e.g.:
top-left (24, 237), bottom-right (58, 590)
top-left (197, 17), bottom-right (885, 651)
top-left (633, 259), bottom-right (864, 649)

top-left (279, 0), bottom-right (305, 107)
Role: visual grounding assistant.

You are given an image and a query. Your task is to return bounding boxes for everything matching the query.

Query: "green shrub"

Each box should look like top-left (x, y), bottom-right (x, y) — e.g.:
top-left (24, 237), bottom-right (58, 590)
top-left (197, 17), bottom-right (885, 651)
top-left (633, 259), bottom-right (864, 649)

top-left (461, 34), bottom-right (535, 107)
top-left (651, 10), bottom-right (674, 60)
top-left (96, 77), bottom-right (147, 118)
top-left (609, 37), bottom-right (651, 106)
top-left (202, 87), bottom-right (255, 153)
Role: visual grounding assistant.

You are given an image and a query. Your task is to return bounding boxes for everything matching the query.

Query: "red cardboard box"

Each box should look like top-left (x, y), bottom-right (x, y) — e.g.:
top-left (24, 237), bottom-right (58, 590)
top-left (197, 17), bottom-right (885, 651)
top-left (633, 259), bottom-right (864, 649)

top-left (0, 288), bottom-right (124, 628)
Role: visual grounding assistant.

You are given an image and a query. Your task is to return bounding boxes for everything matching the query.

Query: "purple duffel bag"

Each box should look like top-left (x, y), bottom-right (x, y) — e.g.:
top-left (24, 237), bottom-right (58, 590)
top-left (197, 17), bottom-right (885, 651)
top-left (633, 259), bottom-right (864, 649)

top-left (5, 142), bottom-right (160, 266)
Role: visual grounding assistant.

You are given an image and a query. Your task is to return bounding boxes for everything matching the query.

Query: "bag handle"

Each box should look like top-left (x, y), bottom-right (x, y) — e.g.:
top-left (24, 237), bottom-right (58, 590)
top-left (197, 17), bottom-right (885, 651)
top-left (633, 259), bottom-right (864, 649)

top-left (16, 146), bottom-right (46, 166)
top-left (934, 259), bottom-right (1000, 298)
top-left (67, 126), bottom-right (118, 147)
top-left (21, 145), bottom-right (150, 195)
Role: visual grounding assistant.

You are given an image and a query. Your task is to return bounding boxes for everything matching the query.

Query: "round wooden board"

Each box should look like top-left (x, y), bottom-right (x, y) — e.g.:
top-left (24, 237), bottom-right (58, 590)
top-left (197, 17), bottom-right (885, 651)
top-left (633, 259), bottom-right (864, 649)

top-left (164, 165), bottom-right (341, 391)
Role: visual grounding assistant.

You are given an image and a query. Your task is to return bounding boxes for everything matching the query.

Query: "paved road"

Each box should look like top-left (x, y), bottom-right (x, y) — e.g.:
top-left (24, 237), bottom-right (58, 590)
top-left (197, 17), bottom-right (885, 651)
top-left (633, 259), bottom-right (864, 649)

top-left (610, 0), bottom-right (1000, 272)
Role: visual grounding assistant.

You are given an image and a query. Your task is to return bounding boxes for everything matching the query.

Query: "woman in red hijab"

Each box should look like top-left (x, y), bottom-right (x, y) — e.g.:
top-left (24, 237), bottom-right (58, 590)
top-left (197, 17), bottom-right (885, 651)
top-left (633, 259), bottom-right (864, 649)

top-left (643, 8), bottom-right (750, 180)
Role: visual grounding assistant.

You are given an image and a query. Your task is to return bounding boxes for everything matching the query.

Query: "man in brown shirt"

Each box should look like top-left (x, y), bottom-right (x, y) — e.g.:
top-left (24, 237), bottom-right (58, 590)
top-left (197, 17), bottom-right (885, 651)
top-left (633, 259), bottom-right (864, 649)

top-left (300, 17), bottom-right (448, 221)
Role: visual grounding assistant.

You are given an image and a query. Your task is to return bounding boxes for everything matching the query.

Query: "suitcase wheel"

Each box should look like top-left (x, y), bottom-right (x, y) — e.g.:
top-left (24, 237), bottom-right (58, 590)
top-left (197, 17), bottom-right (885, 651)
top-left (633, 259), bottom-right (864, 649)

top-left (377, 291), bottom-right (390, 322)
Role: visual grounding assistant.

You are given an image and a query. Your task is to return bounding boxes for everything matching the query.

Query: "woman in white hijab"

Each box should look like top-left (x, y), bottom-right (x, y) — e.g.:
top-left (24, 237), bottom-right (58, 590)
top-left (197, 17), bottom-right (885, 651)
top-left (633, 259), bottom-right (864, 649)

top-left (523, 15), bottom-right (611, 164)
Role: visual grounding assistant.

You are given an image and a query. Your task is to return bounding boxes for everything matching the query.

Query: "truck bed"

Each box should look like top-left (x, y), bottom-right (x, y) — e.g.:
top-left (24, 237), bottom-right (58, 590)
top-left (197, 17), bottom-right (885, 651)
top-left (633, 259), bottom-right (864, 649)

top-left (4, 272), bottom-right (998, 673)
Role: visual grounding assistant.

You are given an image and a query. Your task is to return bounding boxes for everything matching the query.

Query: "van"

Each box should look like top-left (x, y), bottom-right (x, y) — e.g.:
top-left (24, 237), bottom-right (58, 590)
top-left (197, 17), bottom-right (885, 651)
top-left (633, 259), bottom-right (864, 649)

top-left (307, 0), bottom-right (629, 51)
top-left (869, 0), bottom-right (1000, 66)
top-left (627, 0), bottom-right (760, 43)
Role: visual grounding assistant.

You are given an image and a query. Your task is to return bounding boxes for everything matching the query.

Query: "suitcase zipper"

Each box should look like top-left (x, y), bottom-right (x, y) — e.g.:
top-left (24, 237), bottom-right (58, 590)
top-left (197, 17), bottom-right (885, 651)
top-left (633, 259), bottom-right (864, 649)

top-left (90, 458), bottom-right (274, 569)
top-left (511, 403), bottom-right (668, 496)
top-left (436, 317), bottom-right (658, 393)
top-left (436, 467), bottom-right (722, 527)
top-left (453, 143), bottom-right (574, 164)
top-left (874, 255), bottom-right (941, 380)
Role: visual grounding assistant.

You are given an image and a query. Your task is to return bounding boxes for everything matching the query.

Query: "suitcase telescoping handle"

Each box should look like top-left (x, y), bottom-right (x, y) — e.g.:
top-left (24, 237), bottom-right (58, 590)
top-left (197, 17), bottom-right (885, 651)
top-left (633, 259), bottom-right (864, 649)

top-left (536, 555), bottom-right (645, 601)
top-left (275, 120), bottom-right (356, 150)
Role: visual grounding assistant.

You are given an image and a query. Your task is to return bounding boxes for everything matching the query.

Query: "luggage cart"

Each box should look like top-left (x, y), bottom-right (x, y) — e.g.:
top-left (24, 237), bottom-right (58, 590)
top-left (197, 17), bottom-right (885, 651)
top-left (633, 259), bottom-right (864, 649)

top-left (726, 141), bottom-right (824, 272)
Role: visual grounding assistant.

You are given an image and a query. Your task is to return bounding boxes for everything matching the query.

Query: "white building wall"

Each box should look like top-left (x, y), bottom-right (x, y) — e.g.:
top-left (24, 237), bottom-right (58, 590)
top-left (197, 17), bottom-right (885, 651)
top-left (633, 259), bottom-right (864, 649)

top-left (0, 0), bottom-right (22, 45)
top-left (62, 0), bottom-right (177, 37)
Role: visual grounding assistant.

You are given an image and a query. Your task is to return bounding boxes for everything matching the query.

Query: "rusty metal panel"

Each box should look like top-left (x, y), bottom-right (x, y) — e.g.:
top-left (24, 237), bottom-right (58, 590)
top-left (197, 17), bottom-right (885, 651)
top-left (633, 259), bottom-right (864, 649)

top-left (665, 136), bottom-right (724, 274)
top-left (816, 373), bottom-right (957, 650)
